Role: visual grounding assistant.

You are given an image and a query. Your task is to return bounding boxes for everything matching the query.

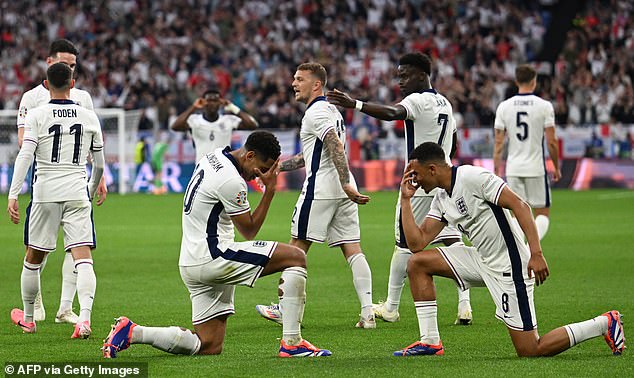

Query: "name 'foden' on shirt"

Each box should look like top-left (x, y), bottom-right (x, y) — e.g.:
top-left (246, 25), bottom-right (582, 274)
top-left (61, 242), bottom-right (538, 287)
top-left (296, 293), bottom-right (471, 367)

top-left (52, 108), bottom-right (77, 118)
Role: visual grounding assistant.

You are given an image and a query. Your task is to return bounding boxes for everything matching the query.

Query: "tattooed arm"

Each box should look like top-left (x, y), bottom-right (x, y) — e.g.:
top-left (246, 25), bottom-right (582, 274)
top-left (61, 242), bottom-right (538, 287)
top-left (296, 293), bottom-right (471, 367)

top-left (322, 129), bottom-right (370, 204)
top-left (279, 153), bottom-right (305, 172)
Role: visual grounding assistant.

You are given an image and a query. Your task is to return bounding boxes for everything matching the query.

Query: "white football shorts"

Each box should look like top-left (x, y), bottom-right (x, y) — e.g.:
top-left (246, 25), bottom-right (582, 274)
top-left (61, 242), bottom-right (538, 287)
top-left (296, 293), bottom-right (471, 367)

top-left (179, 240), bottom-right (277, 325)
top-left (395, 194), bottom-right (461, 248)
top-left (290, 196), bottom-right (360, 247)
top-left (437, 244), bottom-right (537, 331)
top-left (24, 200), bottom-right (96, 252)
top-left (506, 175), bottom-right (551, 209)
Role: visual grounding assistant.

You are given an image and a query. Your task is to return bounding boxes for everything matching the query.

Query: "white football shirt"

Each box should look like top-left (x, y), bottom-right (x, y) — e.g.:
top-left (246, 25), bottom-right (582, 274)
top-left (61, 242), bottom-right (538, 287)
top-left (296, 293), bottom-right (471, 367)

top-left (17, 83), bottom-right (94, 128)
top-left (299, 96), bottom-right (357, 199)
top-left (179, 148), bottom-right (251, 267)
top-left (427, 165), bottom-right (531, 279)
top-left (20, 100), bottom-right (103, 202)
top-left (494, 93), bottom-right (555, 177)
top-left (398, 89), bottom-right (457, 197)
top-left (187, 113), bottom-right (241, 162)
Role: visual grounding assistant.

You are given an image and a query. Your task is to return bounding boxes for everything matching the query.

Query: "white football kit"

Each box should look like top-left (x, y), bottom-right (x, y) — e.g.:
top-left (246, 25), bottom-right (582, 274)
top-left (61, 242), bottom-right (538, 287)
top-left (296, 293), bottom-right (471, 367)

top-left (395, 89), bottom-right (460, 246)
top-left (187, 113), bottom-right (241, 162)
top-left (17, 82), bottom-right (94, 129)
top-left (494, 93), bottom-right (556, 208)
top-left (178, 148), bottom-right (277, 324)
top-left (9, 100), bottom-right (104, 251)
top-left (427, 165), bottom-right (537, 331)
top-left (290, 96), bottom-right (360, 246)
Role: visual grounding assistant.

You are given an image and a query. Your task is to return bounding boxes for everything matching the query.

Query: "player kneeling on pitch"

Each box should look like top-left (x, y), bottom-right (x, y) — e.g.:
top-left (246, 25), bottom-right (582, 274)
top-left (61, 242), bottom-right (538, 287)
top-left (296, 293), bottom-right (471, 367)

top-left (102, 131), bottom-right (331, 358)
top-left (393, 142), bottom-right (624, 357)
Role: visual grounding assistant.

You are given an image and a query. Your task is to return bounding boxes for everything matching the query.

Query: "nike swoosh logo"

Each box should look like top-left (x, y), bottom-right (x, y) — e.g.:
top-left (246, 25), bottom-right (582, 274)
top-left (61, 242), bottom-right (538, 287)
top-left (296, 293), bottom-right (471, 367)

top-left (17, 321), bottom-right (32, 329)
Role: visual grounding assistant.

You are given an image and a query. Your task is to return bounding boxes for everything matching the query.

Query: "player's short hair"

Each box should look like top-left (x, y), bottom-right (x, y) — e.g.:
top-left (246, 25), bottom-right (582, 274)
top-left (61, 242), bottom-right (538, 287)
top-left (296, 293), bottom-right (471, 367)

top-left (202, 88), bottom-right (221, 98)
top-left (409, 142), bottom-right (447, 164)
top-left (515, 64), bottom-right (537, 84)
top-left (49, 39), bottom-right (79, 57)
top-left (244, 131), bottom-right (281, 162)
top-left (46, 62), bottom-right (73, 90)
top-left (297, 62), bottom-right (327, 87)
top-left (399, 53), bottom-right (432, 76)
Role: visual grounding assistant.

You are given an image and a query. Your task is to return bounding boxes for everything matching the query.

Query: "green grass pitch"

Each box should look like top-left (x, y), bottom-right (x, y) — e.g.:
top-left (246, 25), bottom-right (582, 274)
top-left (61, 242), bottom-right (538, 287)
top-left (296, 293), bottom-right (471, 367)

top-left (1, 189), bottom-right (633, 377)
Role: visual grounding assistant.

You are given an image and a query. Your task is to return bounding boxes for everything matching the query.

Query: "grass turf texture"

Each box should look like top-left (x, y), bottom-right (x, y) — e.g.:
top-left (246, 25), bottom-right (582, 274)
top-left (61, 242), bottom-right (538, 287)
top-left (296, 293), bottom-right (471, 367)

top-left (1, 189), bottom-right (632, 377)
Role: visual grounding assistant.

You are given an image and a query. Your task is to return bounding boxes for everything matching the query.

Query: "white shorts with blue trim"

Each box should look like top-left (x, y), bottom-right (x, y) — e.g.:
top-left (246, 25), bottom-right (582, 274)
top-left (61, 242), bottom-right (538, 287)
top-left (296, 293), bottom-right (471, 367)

top-left (179, 240), bottom-right (277, 325)
top-left (291, 196), bottom-right (360, 247)
top-left (437, 244), bottom-right (537, 331)
top-left (395, 194), bottom-right (461, 248)
top-left (24, 200), bottom-right (96, 252)
top-left (507, 175), bottom-right (551, 209)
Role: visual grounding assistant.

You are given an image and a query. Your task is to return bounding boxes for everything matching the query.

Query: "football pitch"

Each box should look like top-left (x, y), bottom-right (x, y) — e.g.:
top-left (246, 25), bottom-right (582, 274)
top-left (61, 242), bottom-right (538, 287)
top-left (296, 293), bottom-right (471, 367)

top-left (1, 189), bottom-right (632, 377)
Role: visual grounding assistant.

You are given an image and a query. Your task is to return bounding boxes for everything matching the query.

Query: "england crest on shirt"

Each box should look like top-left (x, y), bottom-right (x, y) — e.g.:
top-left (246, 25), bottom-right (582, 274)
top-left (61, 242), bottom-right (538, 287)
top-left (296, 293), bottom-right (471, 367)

top-left (455, 196), bottom-right (469, 217)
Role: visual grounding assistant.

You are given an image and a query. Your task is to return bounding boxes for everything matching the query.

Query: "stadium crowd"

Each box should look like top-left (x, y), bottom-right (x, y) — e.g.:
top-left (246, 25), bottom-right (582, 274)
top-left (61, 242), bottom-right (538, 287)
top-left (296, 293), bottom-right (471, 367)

top-left (1, 0), bottom-right (633, 137)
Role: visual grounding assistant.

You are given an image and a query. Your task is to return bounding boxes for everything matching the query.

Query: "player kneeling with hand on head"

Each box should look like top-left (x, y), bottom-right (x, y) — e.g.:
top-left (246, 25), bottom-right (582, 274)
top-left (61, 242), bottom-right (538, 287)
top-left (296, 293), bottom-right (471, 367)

top-left (103, 131), bottom-right (331, 358)
top-left (393, 142), bottom-right (624, 357)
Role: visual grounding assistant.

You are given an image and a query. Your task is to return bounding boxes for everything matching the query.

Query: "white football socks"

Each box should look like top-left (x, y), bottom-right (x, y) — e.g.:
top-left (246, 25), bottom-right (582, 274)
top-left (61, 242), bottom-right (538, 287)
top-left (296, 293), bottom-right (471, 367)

top-left (21, 260), bottom-right (42, 323)
top-left (386, 246), bottom-right (412, 312)
top-left (132, 326), bottom-right (201, 355)
top-left (347, 253), bottom-right (373, 319)
top-left (415, 300), bottom-right (440, 345)
top-left (279, 267), bottom-right (307, 345)
top-left (535, 215), bottom-right (550, 240)
top-left (564, 315), bottom-right (608, 347)
top-left (74, 259), bottom-right (96, 323)
top-left (59, 252), bottom-right (77, 313)
top-left (458, 287), bottom-right (471, 310)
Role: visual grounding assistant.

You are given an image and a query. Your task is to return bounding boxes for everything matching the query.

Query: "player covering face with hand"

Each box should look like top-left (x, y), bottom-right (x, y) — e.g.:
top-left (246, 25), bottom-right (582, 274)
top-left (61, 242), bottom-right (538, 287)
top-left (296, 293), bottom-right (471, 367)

top-left (103, 131), bottom-right (331, 358)
top-left (392, 142), bottom-right (624, 357)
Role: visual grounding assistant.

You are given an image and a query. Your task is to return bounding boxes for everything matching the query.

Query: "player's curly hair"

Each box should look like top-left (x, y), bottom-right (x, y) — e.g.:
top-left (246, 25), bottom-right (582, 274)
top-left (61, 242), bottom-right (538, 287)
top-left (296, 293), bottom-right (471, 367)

top-left (49, 39), bottom-right (79, 57)
top-left (244, 131), bottom-right (281, 162)
top-left (409, 142), bottom-right (446, 164)
top-left (399, 53), bottom-right (432, 76)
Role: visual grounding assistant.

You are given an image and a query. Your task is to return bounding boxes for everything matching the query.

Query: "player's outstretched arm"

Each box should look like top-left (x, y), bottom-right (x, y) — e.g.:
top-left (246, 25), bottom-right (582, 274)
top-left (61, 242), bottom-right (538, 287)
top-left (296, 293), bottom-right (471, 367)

top-left (497, 186), bottom-right (549, 285)
top-left (399, 169), bottom-right (443, 251)
top-left (231, 159), bottom-right (279, 240)
top-left (326, 88), bottom-right (407, 121)
top-left (493, 129), bottom-right (506, 177)
top-left (170, 99), bottom-right (205, 131)
top-left (545, 127), bottom-right (561, 182)
top-left (222, 99), bottom-right (258, 130)
top-left (322, 129), bottom-right (370, 204)
top-left (279, 153), bottom-right (304, 172)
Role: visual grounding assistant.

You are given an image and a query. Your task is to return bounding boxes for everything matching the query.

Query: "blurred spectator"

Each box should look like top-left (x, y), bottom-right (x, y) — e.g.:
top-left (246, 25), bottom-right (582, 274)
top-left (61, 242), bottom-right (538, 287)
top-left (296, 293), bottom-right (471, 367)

top-left (0, 0), bottom-right (632, 142)
top-left (585, 131), bottom-right (605, 158)
top-left (619, 132), bottom-right (632, 159)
